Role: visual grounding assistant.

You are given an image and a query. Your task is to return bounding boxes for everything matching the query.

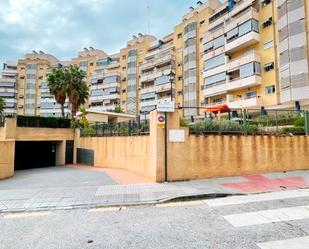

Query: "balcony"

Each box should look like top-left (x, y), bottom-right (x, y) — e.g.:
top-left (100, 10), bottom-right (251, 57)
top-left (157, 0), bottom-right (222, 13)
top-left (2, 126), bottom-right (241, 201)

top-left (203, 82), bottom-right (227, 98)
top-left (2, 69), bottom-right (17, 77)
top-left (225, 7), bottom-right (259, 32)
top-left (140, 99), bottom-right (157, 107)
top-left (140, 85), bottom-right (156, 95)
top-left (102, 82), bottom-right (120, 89)
top-left (227, 96), bottom-right (261, 109)
top-left (226, 52), bottom-right (260, 71)
top-left (156, 82), bottom-right (173, 94)
top-left (155, 54), bottom-right (174, 68)
top-left (140, 71), bottom-right (156, 83)
top-left (102, 93), bottom-right (120, 101)
top-left (225, 31), bottom-right (260, 54)
top-left (141, 60), bottom-right (155, 71)
top-left (227, 75), bottom-right (262, 91)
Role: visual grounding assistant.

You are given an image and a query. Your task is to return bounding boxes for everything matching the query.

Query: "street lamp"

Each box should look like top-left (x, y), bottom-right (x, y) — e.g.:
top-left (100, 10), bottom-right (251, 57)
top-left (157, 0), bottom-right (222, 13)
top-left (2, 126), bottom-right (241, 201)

top-left (168, 69), bottom-right (175, 102)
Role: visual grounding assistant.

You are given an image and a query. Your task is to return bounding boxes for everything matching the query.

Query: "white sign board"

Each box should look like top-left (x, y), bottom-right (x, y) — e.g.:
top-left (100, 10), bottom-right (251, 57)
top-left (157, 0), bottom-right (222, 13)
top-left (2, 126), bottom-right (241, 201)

top-left (157, 100), bottom-right (175, 113)
top-left (169, 130), bottom-right (185, 143)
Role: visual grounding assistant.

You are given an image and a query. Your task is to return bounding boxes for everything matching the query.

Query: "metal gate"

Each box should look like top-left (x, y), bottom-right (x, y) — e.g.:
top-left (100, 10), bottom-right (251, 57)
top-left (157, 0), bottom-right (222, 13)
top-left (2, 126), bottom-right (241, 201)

top-left (76, 148), bottom-right (94, 166)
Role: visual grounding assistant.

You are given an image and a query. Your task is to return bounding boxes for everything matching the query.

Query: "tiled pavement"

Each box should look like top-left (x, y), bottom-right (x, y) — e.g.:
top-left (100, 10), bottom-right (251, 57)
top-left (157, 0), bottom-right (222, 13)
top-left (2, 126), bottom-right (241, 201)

top-left (0, 167), bottom-right (309, 213)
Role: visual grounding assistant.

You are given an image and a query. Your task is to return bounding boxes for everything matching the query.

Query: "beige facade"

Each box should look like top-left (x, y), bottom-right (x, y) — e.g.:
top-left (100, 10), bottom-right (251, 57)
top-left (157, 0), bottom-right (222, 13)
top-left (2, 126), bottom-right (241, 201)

top-left (2, 0), bottom-right (309, 119)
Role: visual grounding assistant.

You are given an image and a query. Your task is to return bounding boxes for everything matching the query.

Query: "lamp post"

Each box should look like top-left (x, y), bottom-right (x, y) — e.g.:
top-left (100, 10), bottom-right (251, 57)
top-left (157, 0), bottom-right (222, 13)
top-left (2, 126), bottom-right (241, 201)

top-left (168, 69), bottom-right (175, 102)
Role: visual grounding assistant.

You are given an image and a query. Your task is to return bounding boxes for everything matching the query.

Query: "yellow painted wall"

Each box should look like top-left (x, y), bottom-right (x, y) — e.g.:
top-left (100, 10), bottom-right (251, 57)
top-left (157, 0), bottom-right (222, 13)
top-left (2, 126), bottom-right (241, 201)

top-left (76, 135), bottom-right (157, 182)
top-left (0, 140), bottom-right (15, 180)
top-left (167, 135), bottom-right (309, 181)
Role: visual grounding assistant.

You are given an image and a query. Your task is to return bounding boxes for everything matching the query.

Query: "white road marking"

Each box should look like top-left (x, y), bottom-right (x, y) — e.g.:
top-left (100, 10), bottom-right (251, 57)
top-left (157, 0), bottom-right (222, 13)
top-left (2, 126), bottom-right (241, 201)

top-left (4, 211), bottom-right (51, 219)
top-left (156, 200), bottom-right (204, 208)
top-left (88, 207), bottom-right (127, 213)
top-left (257, 236), bottom-right (309, 249)
top-left (204, 189), bottom-right (309, 207)
top-left (223, 205), bottom-right (309, 227)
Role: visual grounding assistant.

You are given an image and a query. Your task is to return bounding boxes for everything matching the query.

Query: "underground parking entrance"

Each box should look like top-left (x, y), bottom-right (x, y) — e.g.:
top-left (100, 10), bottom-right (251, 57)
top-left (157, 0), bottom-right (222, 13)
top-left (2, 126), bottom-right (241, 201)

top-left (14, 140), bottom-right (74, 170)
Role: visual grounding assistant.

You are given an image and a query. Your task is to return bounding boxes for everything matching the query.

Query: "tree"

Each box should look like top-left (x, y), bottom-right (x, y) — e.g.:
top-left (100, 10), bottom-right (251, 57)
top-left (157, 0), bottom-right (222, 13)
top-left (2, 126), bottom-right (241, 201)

top-left (0, 97), bottom-right (5, 115)
top-left (65, 65), bottom-right (89, 118)
top-left (47, 68), bottom-right (67, 117)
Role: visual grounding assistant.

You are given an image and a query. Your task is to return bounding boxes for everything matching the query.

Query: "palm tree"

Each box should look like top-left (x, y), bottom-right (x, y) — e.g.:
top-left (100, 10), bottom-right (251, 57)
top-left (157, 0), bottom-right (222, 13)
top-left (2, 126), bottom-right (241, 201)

top-left (65, 65), bottom-right (89, 118)
top-left (0, 97), bottom-right (5, 115)
top-left (47, 68), bottom-right (67, 117)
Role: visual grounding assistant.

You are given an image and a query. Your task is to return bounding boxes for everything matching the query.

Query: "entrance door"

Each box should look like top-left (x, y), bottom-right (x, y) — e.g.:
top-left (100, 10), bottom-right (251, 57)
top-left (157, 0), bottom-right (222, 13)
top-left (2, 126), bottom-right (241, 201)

top-left (65, 140), bottom-right (74, 165)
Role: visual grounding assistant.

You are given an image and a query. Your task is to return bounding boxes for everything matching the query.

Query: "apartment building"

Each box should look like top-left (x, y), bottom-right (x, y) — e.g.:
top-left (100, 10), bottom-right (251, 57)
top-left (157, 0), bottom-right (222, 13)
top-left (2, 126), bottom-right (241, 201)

top-left (139, 34), bottom-right (176, 119)
top-left (119, 34), bottom-right (157, 115)
top-left (17, 51), bottom-right (60, 116)
top-left (201, 0), bottom-right (280, 112)
top-left (0, 61), bottom-right (18, 115)
top-left (3, 0), bottom-right (309, 118)
top-left (276, 0), bottom-right (309, 109)
top-left (173, 0), bottom-right (222, 117)
top-left (89, 53), bottom-right (121, 112)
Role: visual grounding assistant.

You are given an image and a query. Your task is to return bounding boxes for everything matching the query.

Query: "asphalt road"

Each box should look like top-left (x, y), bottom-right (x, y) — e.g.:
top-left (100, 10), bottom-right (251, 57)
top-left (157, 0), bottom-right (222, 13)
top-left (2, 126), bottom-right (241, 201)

top-left (1, 190), bottom-right (309, 249)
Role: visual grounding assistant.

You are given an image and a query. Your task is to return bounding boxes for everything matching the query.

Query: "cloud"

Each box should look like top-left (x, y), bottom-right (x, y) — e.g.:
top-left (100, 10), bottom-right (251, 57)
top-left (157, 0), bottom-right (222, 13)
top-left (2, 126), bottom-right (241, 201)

top-left (0, 0), bottom-right (213, 64)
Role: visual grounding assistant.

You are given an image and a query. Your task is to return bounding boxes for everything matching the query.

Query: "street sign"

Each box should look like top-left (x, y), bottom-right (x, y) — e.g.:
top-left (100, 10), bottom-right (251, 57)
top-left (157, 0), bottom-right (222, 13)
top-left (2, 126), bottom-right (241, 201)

top-left (157, 100), bottom-right (175, 113)
top-left (157, 114), bottom-right (165, 129)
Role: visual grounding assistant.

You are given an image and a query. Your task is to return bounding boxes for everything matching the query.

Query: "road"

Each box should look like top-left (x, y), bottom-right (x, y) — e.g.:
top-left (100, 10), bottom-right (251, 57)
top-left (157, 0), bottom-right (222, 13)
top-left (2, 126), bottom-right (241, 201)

top-left (1, 189), bottom-right (309, 249)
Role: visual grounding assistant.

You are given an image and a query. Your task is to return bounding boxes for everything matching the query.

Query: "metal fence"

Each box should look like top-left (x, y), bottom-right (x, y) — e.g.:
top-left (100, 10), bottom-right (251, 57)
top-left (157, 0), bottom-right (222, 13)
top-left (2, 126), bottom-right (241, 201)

top-left (180, 107), bottom-right (309, 136)
top-left (80, 119), bottom-right (150, 137)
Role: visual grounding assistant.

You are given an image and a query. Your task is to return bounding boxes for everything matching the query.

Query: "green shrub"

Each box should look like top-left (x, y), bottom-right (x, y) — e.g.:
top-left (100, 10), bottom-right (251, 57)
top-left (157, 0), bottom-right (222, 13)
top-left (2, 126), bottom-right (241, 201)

top-left (280, 126), bottom-right (305, 135)
top-left (80, 127), bottom-right (96, 136)
top-left (179, 117), bottom-right (189, 127)
top-left (294, 117), bottom-right (305, 127)
top-left (17, 115), bottom-right (71, 128)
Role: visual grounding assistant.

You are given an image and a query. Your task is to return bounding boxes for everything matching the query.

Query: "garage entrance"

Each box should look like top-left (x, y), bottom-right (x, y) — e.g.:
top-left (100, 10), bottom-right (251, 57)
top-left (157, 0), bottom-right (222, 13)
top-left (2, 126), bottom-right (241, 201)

top-left (15, 141), bottom-right (57, 170)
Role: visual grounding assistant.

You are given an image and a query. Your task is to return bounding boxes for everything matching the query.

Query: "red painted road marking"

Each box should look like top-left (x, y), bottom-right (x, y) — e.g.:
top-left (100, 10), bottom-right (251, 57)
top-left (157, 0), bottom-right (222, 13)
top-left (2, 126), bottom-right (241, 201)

top-left (222, 175), bottom-right (307, 193)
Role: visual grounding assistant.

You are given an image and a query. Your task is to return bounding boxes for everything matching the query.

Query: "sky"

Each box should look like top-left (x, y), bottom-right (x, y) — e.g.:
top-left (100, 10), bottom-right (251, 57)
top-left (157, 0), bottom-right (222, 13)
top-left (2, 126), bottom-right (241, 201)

top-left (0, 0), bottom-right (223, 64)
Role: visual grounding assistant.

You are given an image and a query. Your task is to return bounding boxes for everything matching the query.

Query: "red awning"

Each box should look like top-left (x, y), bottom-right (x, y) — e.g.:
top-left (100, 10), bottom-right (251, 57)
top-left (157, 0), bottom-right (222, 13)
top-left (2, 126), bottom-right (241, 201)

top-left (204, 104), bottom-right (231, 114)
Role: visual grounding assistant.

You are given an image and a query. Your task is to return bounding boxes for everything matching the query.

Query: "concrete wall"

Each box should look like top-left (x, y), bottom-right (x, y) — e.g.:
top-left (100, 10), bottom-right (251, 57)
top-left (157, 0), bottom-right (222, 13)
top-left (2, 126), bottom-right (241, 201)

top-left (76, 135), bottom-right (157, 181)
top-left (167, 135), bottom-right (309, 181)
top-left (75, 110), bottom-right (309, 182)
top-left (0, 140), bottom-right (15, 179)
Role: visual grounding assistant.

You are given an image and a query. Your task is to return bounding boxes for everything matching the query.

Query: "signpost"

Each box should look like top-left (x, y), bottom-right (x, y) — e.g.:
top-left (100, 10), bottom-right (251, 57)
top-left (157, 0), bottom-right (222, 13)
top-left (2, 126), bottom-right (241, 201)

top-left (157, 100), bottom-right (175, 182)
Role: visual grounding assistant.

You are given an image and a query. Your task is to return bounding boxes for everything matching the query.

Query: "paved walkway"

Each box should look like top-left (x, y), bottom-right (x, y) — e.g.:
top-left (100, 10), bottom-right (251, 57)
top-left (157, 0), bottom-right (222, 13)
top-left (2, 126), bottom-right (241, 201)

top-left (0, 167), bottom-right (308, 213)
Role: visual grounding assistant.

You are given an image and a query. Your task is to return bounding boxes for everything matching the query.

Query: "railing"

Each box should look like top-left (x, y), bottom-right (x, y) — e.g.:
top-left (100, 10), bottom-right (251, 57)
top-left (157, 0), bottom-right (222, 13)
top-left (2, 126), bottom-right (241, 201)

top-left (180, 107), bottom-right (309, 136)
top-left (81, 119), bottom-right (150, 137)
top-left (17, 115), bottom-right (71, 128)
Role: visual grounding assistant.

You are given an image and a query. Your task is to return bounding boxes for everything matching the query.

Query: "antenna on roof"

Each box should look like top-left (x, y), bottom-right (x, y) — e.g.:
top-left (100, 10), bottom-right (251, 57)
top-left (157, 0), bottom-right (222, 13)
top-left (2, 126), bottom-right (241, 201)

top-left (146, 5), bottom-right (150, 34)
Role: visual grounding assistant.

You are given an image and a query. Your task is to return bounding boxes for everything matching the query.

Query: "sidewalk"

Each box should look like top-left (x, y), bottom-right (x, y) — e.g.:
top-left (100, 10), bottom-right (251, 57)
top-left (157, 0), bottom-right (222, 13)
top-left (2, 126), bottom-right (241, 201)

top-left (0, 169), bottom-right (308, 213)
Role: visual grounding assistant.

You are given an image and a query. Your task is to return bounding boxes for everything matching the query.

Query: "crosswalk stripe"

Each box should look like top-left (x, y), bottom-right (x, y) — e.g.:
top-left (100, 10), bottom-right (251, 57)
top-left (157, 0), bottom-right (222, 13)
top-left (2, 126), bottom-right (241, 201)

top-left (4, 211), bottom-right (51, 219)
top-left (204, 189), bottom-right (309, 207)
top-left (223, 205), bottom-right (309, 227)
top-left (257, 236), bottom-right (309, 249)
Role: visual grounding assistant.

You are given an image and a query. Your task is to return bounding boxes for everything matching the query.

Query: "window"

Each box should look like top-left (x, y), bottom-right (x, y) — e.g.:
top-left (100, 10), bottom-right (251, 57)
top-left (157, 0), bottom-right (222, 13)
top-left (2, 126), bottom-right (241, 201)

top-left (265, 85), bottom-right (275, 94)
top-left (20, 76), bottom-right (25, 79)
top-left (262, 0), bottom-right (271, 7)
top-left (245, 91), bottom-right (256, 99)
top-left (91, 89), bottom-right (103, 97)
top-left (263, 40), bottom-right (273, 50)
top-left (204, 53), bottom-right (225, 71)
top-left (178, 76), bottom-right (183, 81)
top-left (199, 20), bottom-right (205, 26)
top-left (262, 17), bottom-right (273, 28)
top-left (26, 74), bottom-right (36, 79)
top-left (264, 62), bottom-right (274, 72)
top-left (177, 33), bottom-right (182, 39)
top-left (122, 89), bottom-right (126, 93)
top-left (90, 63), bottom-right (94, 66)
top-left (122, 55), bottom-right (126, 59)
top-left (204, 72), bottom-right (226, 86)
top-left (203, 35), bottom-right (225, 53)
top-left (103, 75), bottom-right (120, 84)
top-left (226, 19), bottom-right (259, 42)
top-left (26, 64), bottom-right (37, 70)
top-left (79, 61), bottom-right (87, 67)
